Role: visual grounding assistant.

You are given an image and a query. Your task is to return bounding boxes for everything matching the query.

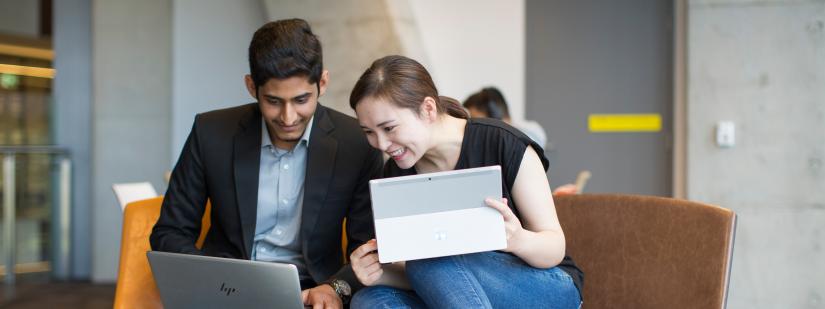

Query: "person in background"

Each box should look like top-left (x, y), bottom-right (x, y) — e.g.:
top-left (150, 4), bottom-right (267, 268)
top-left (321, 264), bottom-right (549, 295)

top-left (463, 86), bottom-right (548, 148)
top-left (150, 19), bottom-right (383, 308)
top-left (347, 55), bottom-right (583, 308)
top-left (464, 86), bottom-right (579, 196)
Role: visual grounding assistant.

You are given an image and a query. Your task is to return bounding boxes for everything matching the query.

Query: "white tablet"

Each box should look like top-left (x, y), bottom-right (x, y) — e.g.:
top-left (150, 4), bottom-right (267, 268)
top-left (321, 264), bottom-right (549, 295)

top-left (369, 165), bottom-right (507, 263)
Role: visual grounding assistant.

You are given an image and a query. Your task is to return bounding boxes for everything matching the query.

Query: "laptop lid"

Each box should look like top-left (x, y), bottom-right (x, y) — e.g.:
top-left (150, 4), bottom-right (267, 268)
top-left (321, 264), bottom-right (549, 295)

top-left (369, 165), bottom-right (507, 263)
top-left (147, 251), bottom-right (305, 309)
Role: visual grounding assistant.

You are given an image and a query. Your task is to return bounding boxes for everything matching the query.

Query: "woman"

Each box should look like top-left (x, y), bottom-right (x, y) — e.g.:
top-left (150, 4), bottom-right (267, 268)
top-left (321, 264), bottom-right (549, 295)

top-left (348, 55), bottom-right (583, 308)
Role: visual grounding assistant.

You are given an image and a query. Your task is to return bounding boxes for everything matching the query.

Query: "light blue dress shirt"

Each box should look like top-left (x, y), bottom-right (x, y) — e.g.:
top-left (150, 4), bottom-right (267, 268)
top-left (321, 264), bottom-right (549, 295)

top-left (252, 117), bottom-right (313, 280)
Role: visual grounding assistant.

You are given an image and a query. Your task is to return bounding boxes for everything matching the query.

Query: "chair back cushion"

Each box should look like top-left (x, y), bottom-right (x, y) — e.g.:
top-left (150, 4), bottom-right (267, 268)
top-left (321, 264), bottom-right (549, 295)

top-left (554, 194), bottom-right (735, 309)
top-left (113, 197), bottom-right (211, 309)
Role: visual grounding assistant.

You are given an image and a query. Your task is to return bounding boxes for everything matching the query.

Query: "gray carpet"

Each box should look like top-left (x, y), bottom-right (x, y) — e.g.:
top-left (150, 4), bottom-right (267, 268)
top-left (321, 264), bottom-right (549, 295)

top-left (0, 282), bottom-right (114, 308)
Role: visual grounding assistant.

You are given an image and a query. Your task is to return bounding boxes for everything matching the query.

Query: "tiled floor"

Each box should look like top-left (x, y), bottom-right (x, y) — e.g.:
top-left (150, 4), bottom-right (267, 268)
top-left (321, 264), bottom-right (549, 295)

top-left (0, 282), bottom-right (114, 308)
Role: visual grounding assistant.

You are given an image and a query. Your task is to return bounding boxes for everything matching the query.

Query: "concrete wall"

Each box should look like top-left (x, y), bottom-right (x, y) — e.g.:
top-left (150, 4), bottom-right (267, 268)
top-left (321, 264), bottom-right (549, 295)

top-left (91, 0), bottom-right (172, 282)
top-left (262, 0), bottom-right (409, 115)
top-left (404, 0), bottom-right (526, 122)
top-left (170, 0), bottom-right (266, 164)
top-left (260, 0), bottom-right (525, 120)
top-left (687, 0), bottom-right (825, 307)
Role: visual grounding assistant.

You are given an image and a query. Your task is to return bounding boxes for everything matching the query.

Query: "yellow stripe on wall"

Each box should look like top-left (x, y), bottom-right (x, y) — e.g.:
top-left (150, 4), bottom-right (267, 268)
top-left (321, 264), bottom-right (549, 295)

top-left (588, 114), bottom-right (661, 132)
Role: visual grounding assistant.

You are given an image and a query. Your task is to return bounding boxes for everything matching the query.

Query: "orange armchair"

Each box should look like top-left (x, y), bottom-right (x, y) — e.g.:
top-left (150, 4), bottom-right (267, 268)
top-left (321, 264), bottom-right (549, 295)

top-left (554, 194), bottom-right (736, 309)
top-left (113, 197), bottom-right (211, 309)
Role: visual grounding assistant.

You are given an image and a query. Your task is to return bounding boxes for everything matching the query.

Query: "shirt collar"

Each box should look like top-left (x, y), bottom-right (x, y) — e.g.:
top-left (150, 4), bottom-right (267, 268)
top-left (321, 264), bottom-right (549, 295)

top-left (261, 116), bottom-right (314, 149)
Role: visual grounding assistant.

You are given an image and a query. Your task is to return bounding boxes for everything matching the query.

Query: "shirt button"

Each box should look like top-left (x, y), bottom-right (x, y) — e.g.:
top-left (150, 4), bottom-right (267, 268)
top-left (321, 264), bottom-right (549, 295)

top-left (261, 247), bottom-right (268, 252)
top-left (275, 229), bottom-right (283, 236)
top-left (282, 199), bottom-right (288, 204)
top-left (283, 164), bottom-right (289, 170)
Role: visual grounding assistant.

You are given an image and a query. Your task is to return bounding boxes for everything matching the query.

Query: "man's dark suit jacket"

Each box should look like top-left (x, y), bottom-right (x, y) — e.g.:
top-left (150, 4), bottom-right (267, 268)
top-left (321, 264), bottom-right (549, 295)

top-left (150, 103), bottom-right (382, 289)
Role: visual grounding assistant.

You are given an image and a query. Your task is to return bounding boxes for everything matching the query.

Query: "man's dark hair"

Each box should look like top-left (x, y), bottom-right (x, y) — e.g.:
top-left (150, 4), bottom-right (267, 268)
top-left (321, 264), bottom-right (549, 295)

top-left (462, 86), bottom-right (510, 120)
top-left (248, 18), bottom-right (323, 88)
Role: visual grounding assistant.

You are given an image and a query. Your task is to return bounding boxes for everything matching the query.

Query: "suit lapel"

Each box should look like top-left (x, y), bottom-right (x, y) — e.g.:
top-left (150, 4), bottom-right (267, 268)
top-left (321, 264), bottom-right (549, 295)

top-left (233, 106), bottom-right (262, 259)
top-left (302, 105), bottom-right (337, 247)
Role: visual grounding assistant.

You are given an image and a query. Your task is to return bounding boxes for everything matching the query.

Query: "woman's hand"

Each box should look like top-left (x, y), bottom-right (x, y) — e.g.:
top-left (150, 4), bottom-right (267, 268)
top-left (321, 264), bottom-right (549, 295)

top-left (350, 239), bottom-right (383, 286)
top-left (485, 197), bottom-right (526, 252)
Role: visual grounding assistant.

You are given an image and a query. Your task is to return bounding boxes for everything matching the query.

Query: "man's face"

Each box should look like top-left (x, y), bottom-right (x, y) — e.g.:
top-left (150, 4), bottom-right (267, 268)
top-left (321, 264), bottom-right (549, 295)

top-left (245, 71), bottom-right (328, 150)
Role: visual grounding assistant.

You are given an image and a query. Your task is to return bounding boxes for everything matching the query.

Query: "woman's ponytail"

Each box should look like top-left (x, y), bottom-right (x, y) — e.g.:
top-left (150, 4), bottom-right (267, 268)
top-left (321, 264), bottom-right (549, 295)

top-left (439, 96), bottom-right (469, 119)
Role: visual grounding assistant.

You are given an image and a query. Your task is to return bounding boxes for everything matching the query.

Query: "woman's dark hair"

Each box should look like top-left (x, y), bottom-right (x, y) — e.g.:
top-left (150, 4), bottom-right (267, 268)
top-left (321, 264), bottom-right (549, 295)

top-left (349, 55), bottom-right (468, 119)
top-left (248, 19), bottom-right (323, 88)
top-left (462, 87), bottom-right (510, 120)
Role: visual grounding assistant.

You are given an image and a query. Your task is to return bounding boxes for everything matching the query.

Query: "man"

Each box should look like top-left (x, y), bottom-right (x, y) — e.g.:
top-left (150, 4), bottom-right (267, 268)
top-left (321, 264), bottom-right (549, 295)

top-left (150, 19), bottom-right (382, 308)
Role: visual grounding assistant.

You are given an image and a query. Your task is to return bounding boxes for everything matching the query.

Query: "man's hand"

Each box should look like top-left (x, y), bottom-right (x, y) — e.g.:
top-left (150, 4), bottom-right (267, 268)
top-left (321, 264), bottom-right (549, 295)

top-left (301, 284), bottom-right (342, 309)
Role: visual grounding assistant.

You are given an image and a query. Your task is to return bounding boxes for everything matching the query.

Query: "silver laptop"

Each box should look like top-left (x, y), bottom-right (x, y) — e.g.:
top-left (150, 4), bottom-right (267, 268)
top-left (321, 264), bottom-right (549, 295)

top-left (369, 165), bottom-right (507, 263)
top-left (147, 251), bottom-right (305, 309)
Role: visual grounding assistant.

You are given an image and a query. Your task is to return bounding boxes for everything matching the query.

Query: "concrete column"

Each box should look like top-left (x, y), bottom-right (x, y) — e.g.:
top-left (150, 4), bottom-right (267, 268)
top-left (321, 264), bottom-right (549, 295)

top-left (53, 0), bottom-right (93, 280)
top-left (688, 0), bottom-right (825, 307)
top-left (91, 0), bottom-right (172, 282)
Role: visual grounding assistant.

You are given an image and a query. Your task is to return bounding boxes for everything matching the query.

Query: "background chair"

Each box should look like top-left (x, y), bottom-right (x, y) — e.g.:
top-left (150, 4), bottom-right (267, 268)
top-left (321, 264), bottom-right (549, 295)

top-left (113, 197), bottom-right (211, 309)
top-left (554, 194), bottom-right (736, 309)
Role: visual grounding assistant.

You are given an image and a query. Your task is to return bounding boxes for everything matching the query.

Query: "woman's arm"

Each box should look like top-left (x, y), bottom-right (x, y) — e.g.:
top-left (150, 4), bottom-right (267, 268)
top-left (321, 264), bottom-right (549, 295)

top-left (486, 146), bottom-right (566, 268)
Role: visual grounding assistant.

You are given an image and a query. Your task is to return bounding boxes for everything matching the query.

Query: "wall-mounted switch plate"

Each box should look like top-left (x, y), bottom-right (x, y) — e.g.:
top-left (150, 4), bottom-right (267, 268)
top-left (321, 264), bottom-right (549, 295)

top-left (716, 121), bottom-right (735, 148)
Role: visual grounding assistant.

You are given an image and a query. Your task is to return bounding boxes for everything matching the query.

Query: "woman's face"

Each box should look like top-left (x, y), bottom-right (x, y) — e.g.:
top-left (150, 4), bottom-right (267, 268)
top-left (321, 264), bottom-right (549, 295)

top-left (355, 97), bottom-right (432, 169)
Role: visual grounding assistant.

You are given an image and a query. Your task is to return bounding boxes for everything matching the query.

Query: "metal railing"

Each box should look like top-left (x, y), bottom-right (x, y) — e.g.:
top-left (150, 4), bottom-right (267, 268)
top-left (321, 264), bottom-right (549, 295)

top-left (0, 146), bottom-right (71, 288)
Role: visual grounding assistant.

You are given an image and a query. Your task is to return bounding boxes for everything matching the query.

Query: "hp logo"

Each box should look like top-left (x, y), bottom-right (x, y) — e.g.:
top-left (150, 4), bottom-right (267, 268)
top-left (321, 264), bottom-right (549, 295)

top-left (220, 283), bottom-right (238, 296)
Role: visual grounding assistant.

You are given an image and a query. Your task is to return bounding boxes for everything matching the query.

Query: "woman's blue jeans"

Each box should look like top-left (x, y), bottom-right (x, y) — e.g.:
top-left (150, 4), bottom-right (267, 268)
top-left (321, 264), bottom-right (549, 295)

top-left (351, 251), bottom-right (581, 309)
